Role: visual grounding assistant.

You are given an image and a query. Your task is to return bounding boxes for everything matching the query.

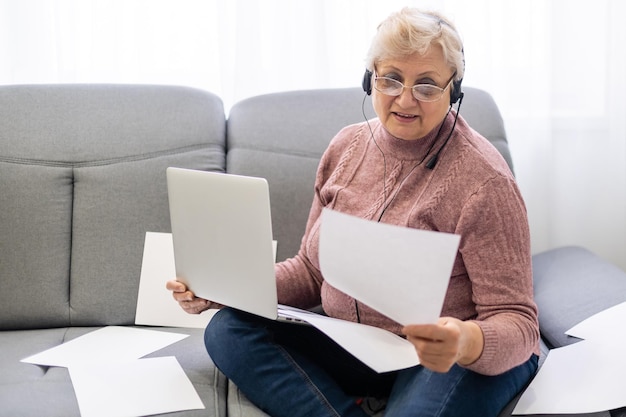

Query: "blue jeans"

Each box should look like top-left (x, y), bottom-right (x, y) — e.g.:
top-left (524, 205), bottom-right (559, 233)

top-left (205, 308), bottom-right (538, 417)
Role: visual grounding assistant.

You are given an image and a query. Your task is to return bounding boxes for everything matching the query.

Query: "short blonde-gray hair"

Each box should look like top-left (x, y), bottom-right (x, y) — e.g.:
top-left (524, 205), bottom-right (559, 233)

top-left (365, 8), bottom-right (465, 82)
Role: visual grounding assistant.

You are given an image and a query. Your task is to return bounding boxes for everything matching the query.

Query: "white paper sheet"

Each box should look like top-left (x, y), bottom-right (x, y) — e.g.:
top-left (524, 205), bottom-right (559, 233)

top-left (278, 307), bottom-right (419, 373)
top-left (69, 356), bottom-right (204, 417)
top-left (319, 208), bottom-right (460, 326)
top-left (277, 208), bottom-right (460, 373)
top-left (514, 301), bottom-right (626, 415)
top-left (513, 339), bottom-right (626, 414)
top-left (135, 232), bottom-right (216, 329)
top-left (21, 326), bottom-right (188, 367)
top-left (565, 301), bottom-right (626, 342)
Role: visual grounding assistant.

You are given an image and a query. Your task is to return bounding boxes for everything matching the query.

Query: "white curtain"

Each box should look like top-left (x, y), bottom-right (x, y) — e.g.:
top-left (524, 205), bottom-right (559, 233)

top-left (2, 0), bottom-right (625, 270)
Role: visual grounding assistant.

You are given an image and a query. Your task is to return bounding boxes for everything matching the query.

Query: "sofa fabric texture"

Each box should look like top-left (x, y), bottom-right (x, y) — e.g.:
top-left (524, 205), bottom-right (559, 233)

top-left (1, 84), bottom-right (624, 417)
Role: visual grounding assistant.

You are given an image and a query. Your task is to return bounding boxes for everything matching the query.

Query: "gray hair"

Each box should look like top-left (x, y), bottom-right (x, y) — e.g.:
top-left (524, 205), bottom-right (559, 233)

top-left (365, 8), bottom-right (465, 83)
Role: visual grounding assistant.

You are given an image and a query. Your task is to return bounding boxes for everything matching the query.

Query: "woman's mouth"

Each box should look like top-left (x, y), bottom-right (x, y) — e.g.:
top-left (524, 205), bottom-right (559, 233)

top-left (393, 112), bottom-right (418, 121)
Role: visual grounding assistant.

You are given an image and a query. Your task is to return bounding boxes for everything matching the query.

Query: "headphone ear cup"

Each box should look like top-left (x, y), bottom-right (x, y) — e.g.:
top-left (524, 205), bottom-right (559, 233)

top-left (451, 47), bottom-right (465, 104)
top-left (362, 69), bottom-right (373, 95)
top-left (450, 78), bottom-right (463, 104)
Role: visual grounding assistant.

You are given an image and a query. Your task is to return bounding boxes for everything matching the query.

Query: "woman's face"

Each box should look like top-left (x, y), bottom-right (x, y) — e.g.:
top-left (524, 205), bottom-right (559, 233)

top-left (372, 46), bottom-right (454, 141)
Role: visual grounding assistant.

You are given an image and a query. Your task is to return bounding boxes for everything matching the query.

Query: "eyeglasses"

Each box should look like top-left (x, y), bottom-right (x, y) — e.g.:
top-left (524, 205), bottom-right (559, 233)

top-left (373, 72), bottom-right (456, 102)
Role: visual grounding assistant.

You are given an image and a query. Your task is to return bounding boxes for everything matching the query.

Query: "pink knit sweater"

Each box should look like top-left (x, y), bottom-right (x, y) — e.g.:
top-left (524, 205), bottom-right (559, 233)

top-left (275, 112), bottom-right (540, 376)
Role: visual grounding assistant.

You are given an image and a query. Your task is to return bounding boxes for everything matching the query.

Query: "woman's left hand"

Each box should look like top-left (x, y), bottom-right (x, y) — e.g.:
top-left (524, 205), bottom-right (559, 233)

top-left (402, 317), bottom-right (484, 373)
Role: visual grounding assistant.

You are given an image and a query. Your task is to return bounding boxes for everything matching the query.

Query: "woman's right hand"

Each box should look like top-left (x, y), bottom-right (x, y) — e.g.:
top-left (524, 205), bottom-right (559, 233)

top-left (165, 279), bottom-right (223, 314)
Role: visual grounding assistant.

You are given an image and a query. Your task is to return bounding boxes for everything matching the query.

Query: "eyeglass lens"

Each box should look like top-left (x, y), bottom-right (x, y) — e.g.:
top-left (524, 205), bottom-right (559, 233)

top-left (375, 77), bottom-right (445, 102)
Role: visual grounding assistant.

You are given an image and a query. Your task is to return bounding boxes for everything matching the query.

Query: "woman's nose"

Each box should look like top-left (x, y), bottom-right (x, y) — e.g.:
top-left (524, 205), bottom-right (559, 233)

top-left (396, 86), bottom-right (417, 106)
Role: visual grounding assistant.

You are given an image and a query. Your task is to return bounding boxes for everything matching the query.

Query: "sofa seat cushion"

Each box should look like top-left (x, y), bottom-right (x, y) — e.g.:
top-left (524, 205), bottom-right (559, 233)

top-left (532, 246), bottom-right (626, 349)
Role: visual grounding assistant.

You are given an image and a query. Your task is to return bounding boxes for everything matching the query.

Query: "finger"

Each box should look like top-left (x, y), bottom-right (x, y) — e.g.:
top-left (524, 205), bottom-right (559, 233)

top-left (403, 324), bottom-right (446, 341)
top-left (165, 279), bottom-right (186, 292)
top-left (173, 290), bottom-right (196, 302)
top-left (405, 327), bottom-right (459, 360)
top-left (411, 338), bottom-right (458, 372)
top-left (419, 356), bottom-right (455, 373)
top-left (188, 299), bottom-right (222, 314)
top-left (180, 298), bottom-right (210, 313)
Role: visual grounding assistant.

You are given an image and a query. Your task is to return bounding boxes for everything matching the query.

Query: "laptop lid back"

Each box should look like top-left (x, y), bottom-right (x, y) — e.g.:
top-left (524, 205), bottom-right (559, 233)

top-left (166, 167), bottom-right (278, 320)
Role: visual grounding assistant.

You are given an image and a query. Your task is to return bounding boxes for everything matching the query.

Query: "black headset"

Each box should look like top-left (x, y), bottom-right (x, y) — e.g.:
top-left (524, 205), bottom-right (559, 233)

top-left (361, 16), bottom-right (466, 172)
top-left (362, 13), bottom-right (465, 105)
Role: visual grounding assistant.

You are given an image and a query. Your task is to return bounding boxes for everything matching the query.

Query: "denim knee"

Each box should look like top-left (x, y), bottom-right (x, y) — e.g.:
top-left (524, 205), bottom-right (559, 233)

top-left (205, 308), bottom-right (269, 369)
top-left (204, 307), bottom-right (241, 369)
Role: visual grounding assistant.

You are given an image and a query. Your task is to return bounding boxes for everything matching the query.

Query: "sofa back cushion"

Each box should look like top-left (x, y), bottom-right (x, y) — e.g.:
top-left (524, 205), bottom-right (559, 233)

top-left (226, 86), bottom-right (511, 262)
top-left (0, 84), bottom-right (226, 329)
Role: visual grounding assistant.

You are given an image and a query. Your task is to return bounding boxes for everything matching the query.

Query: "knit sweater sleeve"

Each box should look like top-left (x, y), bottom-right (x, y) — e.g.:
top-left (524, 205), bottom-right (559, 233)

top-left (454, 173), bottom-right (539, 375)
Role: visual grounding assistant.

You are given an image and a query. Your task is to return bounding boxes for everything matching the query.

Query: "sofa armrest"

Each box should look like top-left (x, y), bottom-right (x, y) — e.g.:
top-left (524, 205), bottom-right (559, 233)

top-left (532, 246), bottom-right (626, 349)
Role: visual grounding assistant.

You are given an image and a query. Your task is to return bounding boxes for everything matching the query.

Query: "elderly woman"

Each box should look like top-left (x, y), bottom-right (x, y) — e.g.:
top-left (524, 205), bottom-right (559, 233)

top-left (168, 7), bottom-right (539, 417)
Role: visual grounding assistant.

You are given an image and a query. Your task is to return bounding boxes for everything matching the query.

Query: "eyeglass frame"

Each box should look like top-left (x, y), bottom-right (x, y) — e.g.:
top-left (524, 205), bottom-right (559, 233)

top-left (373, 71), bottom-right (457, 102)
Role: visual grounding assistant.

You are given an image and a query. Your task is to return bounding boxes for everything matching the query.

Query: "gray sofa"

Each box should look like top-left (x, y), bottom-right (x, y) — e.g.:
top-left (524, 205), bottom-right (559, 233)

top-left (1, 84), bottom-right (625, 417)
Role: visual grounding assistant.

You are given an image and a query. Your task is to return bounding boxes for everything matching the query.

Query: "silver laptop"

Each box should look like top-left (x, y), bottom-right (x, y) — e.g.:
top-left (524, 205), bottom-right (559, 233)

top-left (166, 167), bottom-right (306, 323)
